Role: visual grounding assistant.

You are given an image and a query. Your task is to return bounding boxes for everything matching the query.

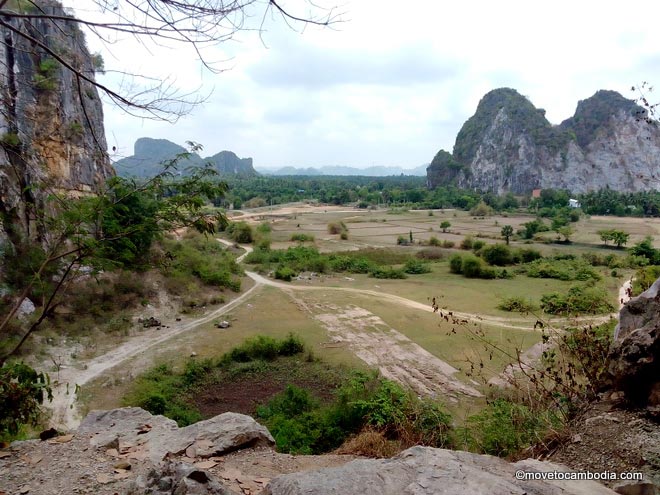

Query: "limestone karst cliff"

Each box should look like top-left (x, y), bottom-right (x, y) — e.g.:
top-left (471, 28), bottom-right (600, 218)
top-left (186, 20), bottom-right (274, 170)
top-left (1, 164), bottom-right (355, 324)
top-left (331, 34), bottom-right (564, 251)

top-left (114, 138), bottom-right (258, 178)
top-left (427, 88), bottom-right (660, 194)
top-left (0, 0), bottom-right (114, 244)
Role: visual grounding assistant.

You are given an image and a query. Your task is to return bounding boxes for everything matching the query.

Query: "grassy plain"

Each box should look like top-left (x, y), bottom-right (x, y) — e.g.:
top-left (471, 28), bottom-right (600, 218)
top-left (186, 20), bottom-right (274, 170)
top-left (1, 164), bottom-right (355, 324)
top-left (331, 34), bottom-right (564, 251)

top-left (103, 206), bottom-right (649, 418)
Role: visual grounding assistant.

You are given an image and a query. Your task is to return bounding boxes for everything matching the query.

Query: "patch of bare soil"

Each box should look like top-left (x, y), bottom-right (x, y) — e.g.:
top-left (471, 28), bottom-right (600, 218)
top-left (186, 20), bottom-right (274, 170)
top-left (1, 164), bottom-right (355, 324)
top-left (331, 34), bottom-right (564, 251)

top-left (310, 303), bottom-right (482, 402)
top-left (543, 398), bottom-right (660, 488)
top-left (192, 364), bottom-right (341, 418)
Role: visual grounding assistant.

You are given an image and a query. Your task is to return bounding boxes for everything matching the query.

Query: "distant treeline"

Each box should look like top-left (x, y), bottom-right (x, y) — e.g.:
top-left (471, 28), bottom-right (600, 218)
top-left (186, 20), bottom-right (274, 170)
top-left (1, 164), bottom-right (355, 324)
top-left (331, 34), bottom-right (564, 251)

top-left (213, 175), bottom-right (660, 217)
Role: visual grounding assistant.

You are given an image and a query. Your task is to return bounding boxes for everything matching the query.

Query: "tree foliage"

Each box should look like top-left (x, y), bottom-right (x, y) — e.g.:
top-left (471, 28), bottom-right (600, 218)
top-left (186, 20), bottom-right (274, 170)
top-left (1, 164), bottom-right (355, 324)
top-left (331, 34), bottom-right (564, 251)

top-left (0, 362), bottom-right (52, 436)
top-left (0, 145), bottom-right (229, 364)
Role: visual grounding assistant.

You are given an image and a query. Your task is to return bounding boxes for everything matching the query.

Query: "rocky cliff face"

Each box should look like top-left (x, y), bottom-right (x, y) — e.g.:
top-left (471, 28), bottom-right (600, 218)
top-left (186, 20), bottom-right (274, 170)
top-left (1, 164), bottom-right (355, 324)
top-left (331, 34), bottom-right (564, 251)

top-left (427, 88), bottom-right (660, 194)
top-left (0, 0), bottom-right (113, 243)
top-left (114, 137), bottom-right (258, 178)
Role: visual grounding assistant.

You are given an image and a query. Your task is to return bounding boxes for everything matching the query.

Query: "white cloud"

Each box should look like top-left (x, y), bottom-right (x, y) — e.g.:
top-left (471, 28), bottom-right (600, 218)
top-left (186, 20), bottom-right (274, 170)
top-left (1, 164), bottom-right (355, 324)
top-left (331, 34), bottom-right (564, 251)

top-left (67, 0), bottom-right (660, 169)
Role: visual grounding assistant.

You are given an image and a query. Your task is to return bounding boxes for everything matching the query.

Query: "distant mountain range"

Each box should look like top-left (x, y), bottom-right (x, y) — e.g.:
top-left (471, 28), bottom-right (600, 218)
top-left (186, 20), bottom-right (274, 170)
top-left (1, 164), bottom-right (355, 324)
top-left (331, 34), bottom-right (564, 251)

top-left (257, 164), bottom-right (428, 176)
top-left (113, 138), bottom-right (257, 178)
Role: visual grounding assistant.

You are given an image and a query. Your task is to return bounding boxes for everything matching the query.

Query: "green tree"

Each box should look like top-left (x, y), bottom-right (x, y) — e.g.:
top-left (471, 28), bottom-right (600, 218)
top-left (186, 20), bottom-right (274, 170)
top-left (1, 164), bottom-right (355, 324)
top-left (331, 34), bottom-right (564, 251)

top-left (610, 231), bottom-right (630, 248)
top-left (440, 220), bottom-right (451, 233)
top-left (629, 236), bottom-right (658, 263)
top-left (0, 145), bottom-right (229, 365)
top-left (556, 225), bottom-right (574, 243)
top-left (501, 225), bottom-right (514, 245)
top-left (598, 229), bottom-right (614, 245)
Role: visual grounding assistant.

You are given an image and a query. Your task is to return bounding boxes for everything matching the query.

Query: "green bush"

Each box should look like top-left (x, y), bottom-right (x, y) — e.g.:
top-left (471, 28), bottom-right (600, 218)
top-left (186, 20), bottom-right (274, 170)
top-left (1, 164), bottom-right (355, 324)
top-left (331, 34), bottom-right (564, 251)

top-left (523, 258), bottom-right (600, 281)
top-left (275, 266), bottom-right (296, 281)
top-left (449, 253), bottom-right (464, 274)
top-left (466, 399), bottom-right (559, 457)
top-left (403, 259), bottom-right (431, 274)
top-left (460, 236), bottom-right (474, 250)
top-left (480, 244), bottom-right (513, 266)
top-left (369, 267), bottom-right (407, 279)
top-left (497, 297), bottom-right (539, 313)
top-left (222, 334), bottom-right (306, 364)
top-left (513, 248), bottom-right (542, 263)
top-left (291, 233), bottom-right (315, 242)
top-left (278, 333), bottom-right (305, 356)
top-left (161, 235), bottom-right (242, 292)
top-left (227, 221), bottom-right (254, 243)
top-left (472, 239), bottom-right (486, 251)
top-left (124, 363), bottom-right (202, 426)
top-left (633, 265), bottom-right (660, 294)
top-left (541, 284), bottom-right (614, 315)
top-left (0, 362), bottom-right (52, 437)
top-left (461, 254), bottom-right (484, 278)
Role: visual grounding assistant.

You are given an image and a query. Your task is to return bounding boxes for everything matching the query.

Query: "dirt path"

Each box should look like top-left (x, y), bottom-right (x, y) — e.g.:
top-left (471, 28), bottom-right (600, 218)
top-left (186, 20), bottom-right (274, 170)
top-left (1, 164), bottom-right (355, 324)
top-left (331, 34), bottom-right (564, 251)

top-left (47, 282), bottom-right (262, 431)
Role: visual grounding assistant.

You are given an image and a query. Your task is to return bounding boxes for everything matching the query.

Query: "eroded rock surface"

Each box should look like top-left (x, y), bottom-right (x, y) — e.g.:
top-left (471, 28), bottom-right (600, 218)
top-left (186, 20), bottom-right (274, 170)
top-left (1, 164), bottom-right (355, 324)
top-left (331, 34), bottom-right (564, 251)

top-left (79, 407), bottom-right (274, 463)
top-left (263, 446), bottom-right (616, 495)
top-left (610, 278), bottom-right (660, 406)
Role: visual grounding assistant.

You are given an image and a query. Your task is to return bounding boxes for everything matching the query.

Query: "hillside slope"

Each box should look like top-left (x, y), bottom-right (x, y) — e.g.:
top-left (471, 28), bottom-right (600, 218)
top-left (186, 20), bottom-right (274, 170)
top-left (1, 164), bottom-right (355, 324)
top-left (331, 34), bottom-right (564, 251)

top-left (427, 88), bottom-right (660, 194)
top-left (114, 137), bottom-right (258, 178)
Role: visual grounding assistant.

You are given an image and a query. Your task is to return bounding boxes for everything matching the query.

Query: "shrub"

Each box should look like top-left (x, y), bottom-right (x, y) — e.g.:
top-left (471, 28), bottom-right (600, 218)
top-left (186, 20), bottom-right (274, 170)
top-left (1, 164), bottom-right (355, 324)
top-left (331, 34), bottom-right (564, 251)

top-left (428, 236), bottom-right (441, 246)
top-left (460, 236), bottom-right (474, 250)
top-left (416, 248), bottom-right (444, 261)
top-left (633, 265), bottom-right (660, 294)
top-left (541, 284), bottom-right (614, 315)
top-left (222, 334), bottom-right (305, 364)
top-left (461, 254), bottom-right (484, 278)
top-left (480, 244), bottom-right (513, 266)
top-left (442, 240), bottom-right (455, 248)
top-left (449, 253), bottom-right (464, 274)
top-left (227, 221), bottom-right (254, 243)
top-left (403, 259), bottom-right (431, 274)
top-left (497, 297), bottom-right (539, 313)
top-left (369, 267), bottom-right (407, 279)
top-left (328, 222), bottom-right (348, 235)
top-left (513, 248), bottom-right (542, 263)
top-left (278, 333), bottom-right (306, 356)
top-left (275, 266), bottom-right (296, 281)
top-left (523, 258), bottom-right (600, 282)
top-left (466, 399), bottom-right (558, 457)
top-left (0, 362), bottom-right (52, 437)
top-left (472, 239), bottom-right (485, 251)
top-left (256, 222), bottom-right (272, 234)
top-left (291, 233), bottom-right (315, 242)
top-left (469, 201), bottom-right (493, 216)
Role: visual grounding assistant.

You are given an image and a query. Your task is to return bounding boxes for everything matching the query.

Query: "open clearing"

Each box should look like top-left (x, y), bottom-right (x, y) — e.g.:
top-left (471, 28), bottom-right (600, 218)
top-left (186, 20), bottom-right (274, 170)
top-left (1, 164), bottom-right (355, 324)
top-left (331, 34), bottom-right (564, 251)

top-left (56, 204), bottom-right (639, 429)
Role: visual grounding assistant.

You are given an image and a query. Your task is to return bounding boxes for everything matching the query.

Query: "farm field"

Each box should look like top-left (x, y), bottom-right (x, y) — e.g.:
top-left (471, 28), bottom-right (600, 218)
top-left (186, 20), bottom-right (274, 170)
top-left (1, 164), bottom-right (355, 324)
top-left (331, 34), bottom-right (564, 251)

top-left (79, 204), bottom-right (645, 426)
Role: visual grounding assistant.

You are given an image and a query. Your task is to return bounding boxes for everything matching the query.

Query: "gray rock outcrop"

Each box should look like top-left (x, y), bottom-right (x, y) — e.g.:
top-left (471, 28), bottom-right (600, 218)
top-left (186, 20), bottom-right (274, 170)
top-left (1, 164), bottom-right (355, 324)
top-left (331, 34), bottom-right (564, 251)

top-left (609, 278), bottom-right (660, 406)
top-left (0, 0), bottom-right (114, 247)
top-left (128, 460), bottom-right (233, 495)
top-left (427, 88), bottom-right (660, 194)
top-left (263, 446), bottom-right (616, 495)
top-left (79, 407), bottom-right (274, 463)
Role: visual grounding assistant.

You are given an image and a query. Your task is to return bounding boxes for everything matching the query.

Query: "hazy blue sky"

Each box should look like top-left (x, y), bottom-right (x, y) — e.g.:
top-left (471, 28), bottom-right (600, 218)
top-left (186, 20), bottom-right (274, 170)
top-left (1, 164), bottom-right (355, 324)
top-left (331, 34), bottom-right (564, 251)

top-left (69, 0), bottom-right (660, 169)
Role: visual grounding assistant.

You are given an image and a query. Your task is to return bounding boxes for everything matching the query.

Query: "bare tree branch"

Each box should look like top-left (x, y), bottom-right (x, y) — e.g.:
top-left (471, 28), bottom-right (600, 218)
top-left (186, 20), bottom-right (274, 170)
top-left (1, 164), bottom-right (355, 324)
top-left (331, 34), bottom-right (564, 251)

top-left (0, 0), bottom-right (342, 122)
